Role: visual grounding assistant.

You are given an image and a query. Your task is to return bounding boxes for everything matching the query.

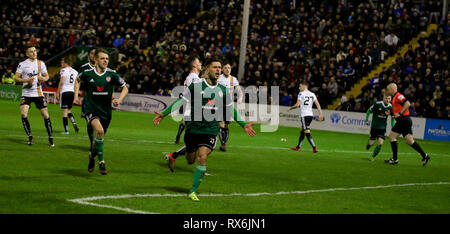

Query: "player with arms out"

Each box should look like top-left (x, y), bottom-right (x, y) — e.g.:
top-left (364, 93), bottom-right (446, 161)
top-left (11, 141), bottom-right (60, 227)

top-left (153, 57), bottom-right (256, 201)
top-left (217, 61), bottom-right (243, 152)
top-left (74, 48), bottom-right (129, 175)
top-left (288, 82), bottom-right (323, 153)
top-left (56, 57), bottom-right (79, 134)
top-left (384, 83), bottom-right (430, 166)
top-left (14, 45), bottom-right (54, 147)
top-left (365, 94), bottom-right (395, 161)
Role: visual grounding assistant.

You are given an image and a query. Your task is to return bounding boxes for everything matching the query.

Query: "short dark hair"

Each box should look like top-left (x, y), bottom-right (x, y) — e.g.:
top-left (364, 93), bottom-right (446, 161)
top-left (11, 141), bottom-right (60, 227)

top-left (205, 56), bottom-right (222, 68)
top-left (187, 55), bottom-right (200, 70)
top-left (95, 48), bottom-right (109, 57)
top-left (25, 44), bottom-right (35, 52)
top-left (88, 47), bottom-right (97, 53)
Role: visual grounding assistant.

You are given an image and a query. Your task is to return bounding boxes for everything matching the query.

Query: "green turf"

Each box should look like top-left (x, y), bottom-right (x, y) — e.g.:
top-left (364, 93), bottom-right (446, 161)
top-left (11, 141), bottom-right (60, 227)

top-left (0, 99), bottom-right (449, 214)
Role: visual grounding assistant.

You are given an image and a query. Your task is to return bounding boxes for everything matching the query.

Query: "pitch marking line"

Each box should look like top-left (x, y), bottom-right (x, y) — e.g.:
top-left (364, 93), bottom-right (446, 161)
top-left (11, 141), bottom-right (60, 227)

top-left (68, 182), bottom-right (450, 214)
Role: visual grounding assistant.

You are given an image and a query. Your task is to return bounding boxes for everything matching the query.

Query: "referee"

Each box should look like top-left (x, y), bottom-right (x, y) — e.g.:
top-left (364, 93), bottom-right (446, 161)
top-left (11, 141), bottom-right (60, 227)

top-left (384, 83), bottom-right (430, 166)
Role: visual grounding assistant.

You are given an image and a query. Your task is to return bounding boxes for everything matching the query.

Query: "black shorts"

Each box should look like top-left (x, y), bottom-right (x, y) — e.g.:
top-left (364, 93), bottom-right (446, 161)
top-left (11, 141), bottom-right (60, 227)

top-left (391, 116), bottom-right (413, 137)
top-left (60, 92), bottom-right (74, 109)
top-left (300, 116), bottom-right (313, 130)
top-left (20, 96), bottom-right (47, 109)
top-left (184, 132), bottom-right (217, 153)
top-left (370, 128), bottom-right (386, 140)
top-left (85, 113), bottom-right (111, 134)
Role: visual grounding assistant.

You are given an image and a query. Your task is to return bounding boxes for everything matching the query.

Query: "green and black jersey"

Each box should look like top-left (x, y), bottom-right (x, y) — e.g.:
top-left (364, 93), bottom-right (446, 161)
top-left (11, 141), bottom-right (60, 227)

top-left (162, 79), bottom-right (246, 136)
top-left (79, 68), bottom-right (126, 121)
top-left (366, 101), bottom-right (394, 130)
top-left (78, 62), bottom-right (95, 74)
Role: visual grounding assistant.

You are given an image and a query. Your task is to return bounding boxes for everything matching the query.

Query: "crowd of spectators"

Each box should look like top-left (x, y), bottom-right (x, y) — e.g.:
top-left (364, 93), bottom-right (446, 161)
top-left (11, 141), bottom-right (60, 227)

top-left (351, 20), bottom-right (449, 119)
top-left (0, 0), bottom-right (449, 119)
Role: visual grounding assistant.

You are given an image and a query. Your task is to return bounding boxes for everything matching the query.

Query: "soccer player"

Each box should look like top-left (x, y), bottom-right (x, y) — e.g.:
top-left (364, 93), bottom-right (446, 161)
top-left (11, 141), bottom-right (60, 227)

top-left (74, 48), bottom-right (128, 175)
top-left (14, 45), bottom-right (54, 147)
top-left (56, 58), bottom-right (79, 134)
top-left (288, 82), bottom-right (323, 153)
top-left (153, 57), bottom-right (256, 201)
top-left (174, 55), bottom-right (203, 144)
top-left (384, 83), bottom-right (430, 166)
top-left (365, 94), bottom-right (395, 161)
top-left (217, 62), bottom-right (243, 152)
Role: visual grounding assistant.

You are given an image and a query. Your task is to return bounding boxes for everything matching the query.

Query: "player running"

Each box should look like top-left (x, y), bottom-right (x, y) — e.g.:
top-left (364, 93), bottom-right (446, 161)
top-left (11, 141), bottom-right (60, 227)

top-left (288, 82), bottom-right (323, 153)
top-left (153, 57), bottom-right (255, 201)
top-left (74, 48), bottom-right (128, 175)
top-left (217, 62), bottom-right (243, 152)
top-left (384, 83), bottom-right (430, 166)
top-left (14, 45), bottom-right (54, 147)
top-left (56, 57), bottom-right (79, 134)
top-left (365, 94), bottom-right (395, 161)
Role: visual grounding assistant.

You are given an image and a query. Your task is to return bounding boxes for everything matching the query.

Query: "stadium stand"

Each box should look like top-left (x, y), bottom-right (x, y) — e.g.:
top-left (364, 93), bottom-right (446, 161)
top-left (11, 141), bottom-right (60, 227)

top-left (0, 0), bottom-right (448, 119)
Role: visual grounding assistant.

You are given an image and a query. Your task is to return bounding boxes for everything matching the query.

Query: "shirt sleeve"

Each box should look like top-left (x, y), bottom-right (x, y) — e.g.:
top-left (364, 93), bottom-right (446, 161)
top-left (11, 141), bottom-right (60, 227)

top-left (16, 62), bottom-right (23, 74)
top-left (113, 73), bottom-right (127, 87)
top-left (297, 92), bottom-right (302, 100)
top-left (40, 61), bottom-right (48, 75)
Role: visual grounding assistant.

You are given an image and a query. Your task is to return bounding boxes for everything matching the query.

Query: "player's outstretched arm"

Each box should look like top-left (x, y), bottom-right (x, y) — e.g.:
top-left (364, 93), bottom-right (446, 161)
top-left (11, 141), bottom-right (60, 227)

top-left (231, 106), bottom-right (255, 137)
top-left (365, 105), bottom-right (373, 125)
top-left (153, 98), bottom-right (184, 126)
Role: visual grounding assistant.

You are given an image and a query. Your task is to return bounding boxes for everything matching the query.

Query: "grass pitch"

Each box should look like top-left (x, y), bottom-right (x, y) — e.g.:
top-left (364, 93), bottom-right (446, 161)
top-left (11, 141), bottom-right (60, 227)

top-left (0, 99), bottom-right (449, 214)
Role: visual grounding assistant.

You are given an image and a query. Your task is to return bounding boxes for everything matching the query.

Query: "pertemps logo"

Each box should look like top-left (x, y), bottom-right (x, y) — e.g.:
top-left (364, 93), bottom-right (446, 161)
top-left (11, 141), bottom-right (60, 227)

top-left (330, 113), bottom-right (341, 124)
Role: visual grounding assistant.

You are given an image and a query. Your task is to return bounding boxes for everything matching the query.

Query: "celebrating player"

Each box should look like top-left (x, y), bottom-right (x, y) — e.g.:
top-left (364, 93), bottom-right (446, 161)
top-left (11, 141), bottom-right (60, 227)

top-left (384, 83), bottom-right (430, 166)
top-left (365, 94), bottom-right (395, 161)
top-left (288, 82), bottom-right (323, 153)
top-left (14, 45), bottom-right (54, 147)
top-left (217, 62), bottom-right (243, 152)
top-left (74, 48), bottom-right (129, 175)
top-left (56, 58), bottom-right (79, 134)
top-left (153, 57), bottom-right (255, 201)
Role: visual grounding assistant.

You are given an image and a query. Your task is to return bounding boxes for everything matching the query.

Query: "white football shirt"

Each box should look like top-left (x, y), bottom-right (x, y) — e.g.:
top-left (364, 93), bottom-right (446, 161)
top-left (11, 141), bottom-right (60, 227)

top-left (16, 59), bottom-right (48, 97)
top-left (297, 90), bottom-right (317, 117)
top-left (59, 67), bottom-right (79, 94)
top-left (218, 74), bottom-right (239, 92)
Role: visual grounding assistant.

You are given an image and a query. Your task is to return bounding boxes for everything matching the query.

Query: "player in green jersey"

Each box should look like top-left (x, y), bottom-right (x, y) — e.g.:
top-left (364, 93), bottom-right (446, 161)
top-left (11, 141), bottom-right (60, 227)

top-left (74, 48), bottom-right (128, 175)
top-left (365, 95), bottom-right (395, 161)
top-left (153, 57), bottom-right (256, 201)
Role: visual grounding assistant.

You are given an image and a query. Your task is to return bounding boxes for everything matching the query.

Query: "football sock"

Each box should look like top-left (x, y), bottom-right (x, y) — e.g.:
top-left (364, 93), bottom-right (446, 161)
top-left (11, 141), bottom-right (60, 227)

top-left (372, 145), bottom-right (382, 158)
top-left (63, 117), bottom-right (69, 132)
top-left (223, 128), bottom-right (229, 144)
top-left (68, 113), bottom-right (77, 126)
top-left (44, 118), bottom-right (53, 138)
top-left (176, 123), bottom-right (185, 139)
top-left (390, 141), bottom-right (398, 160)
top-left (306, 133), bottom-right (316, 148)
top-left (410, 142), bottom-right (426, 159)
top-left (22, 117), bottom-right (32, 137)
top-left (296, 130), bottom-right (305, 148)
top-left (189, 165), bottom-right (206, 194)
top-left (88, 125), bottom-right (94, 153)
top-left (172, 145), bottom-right (186, 159)
top-left (219, 127), bottom-right (226, 145)
top-left (93, 138), bottom-right (105, 162)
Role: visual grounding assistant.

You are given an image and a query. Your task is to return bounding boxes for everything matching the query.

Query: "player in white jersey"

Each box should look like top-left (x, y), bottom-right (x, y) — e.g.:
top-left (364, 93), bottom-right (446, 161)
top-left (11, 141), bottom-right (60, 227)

top-left (174, 55), bottom-right (202, 144)
top-left (217, 62), bottom-right (243, 152)
top-left (14, 45), bottom-right (54, 146)
top-left (56, 58), bottom-right (79, 134)
top-left (287, 82), bottom-right (323, 153)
